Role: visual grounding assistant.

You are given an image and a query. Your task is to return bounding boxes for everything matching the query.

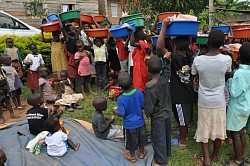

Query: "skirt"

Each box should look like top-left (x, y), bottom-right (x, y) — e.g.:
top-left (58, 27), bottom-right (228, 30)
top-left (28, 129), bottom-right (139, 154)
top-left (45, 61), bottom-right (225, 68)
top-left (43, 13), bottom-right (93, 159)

top-left (194, 106), bottom-right (227, 143)
top-left (27, 70), bottom-right (39, 90)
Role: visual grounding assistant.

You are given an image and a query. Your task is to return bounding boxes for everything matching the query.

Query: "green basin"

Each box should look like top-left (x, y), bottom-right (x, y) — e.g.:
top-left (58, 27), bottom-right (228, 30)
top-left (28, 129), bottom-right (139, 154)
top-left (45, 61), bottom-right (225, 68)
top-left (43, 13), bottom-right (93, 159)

top-left (121, 13), bottom-right (142, 23)
top-left (101, 19), bottom-right (108, 26)
top-left (196, 35), bottom-right (208, 45)
top-left (59, 10), bottom-right (80, 22)
top-left (124, 17), bottom-right (145, 27)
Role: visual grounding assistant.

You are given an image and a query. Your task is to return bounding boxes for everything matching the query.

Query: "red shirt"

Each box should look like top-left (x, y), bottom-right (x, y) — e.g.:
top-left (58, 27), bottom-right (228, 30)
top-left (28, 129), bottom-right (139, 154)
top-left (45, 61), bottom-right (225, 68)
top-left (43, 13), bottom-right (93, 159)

top-left (117, 38), bottom-right (129, 61)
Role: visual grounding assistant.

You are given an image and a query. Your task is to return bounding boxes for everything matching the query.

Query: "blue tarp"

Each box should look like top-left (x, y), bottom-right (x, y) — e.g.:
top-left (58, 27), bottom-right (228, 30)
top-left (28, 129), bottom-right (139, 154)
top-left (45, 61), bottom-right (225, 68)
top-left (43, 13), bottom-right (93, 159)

top-left (0, 119), bottom-right (153, 166)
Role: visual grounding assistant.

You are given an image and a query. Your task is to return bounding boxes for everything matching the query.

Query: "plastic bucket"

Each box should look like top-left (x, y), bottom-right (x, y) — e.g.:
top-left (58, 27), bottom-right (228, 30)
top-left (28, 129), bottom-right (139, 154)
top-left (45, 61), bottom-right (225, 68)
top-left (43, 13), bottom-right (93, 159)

top-left (109, 23), bottom-right (136, 38)
top-left (80, 14), bottom-right (93, 24)
top-left (232, 28), bottom-right (250, 38)
top-left (47, 14), bottom-right (58, 22)
top-left (121, 13), bottom-right (143, 23)
top-left (211, 26), bottom-right (230, 33)
top-left (94, 15), bottom-right (105, 23)
top-left (41, 21), bottom-right (60, 32)
top-left (124, 17), bottom-right (144, 27)
top-left (231, 24), bottom-right (250, 31)
top-left (196, 35), bottom-right (208, 45)
top-left (157, 12), bottom-right (180, 21)
top-left (42, 18), bottom-right (48, 24)
top-left (85, 28), bottom-right (109, 38)
top-left (59, 10), bottom-right (80, 22)
top-left (151, 36), bottom-right (158, 46)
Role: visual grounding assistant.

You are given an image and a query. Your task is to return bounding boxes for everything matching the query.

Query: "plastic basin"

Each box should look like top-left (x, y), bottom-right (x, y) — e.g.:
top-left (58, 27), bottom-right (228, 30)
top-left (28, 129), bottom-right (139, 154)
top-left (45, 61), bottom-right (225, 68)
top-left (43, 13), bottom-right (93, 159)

top-left (151, 36), bottom-right (159, 46)
top-left (158, 21), bottom-right (200, 36)
top-left (232, 28), bottom-right (250, 38)
top-left (157, 12), bottom-right (180, 21)
top-left (196, 35), bottom-right (208, 45)
top-left (85, 28), bottom-right (109, 38)
top-left (47, 14), bottom-right (58, 22)
top-left (109, 23), bottom-right (136, 38)
top-left (102, 19), bottom-right (109, 26)
top-left (59, 10), bottom-right (80, 22)
top-left (124, 17), bottom-right (144, 27)
top-left (80, 14), bottom-right (93, 24)
top-left (231, 24), bottom-right (250, 31)
top-left (211, 25), bottom-right (230, 33)
top-left (41, 21), bottom-right (60, 32)
top-left (94, 15), bottom-right (105, 23)
top-left (121, 13), bottom-right (143, 23)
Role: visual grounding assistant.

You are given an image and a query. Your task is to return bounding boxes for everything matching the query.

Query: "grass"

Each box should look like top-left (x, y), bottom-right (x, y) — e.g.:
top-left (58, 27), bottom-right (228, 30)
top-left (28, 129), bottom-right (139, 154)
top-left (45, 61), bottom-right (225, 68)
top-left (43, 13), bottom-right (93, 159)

top-left (21, 85), bottom-right (250, 166)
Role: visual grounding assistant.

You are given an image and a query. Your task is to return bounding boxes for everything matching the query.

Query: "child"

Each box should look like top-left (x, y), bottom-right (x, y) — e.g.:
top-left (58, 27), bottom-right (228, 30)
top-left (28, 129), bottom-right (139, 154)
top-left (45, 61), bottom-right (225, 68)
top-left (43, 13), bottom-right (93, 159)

top-left (44, 116), bottom-right (80, 157)
top-left (104, 73), bottom-right (122, 101)
top-left (3, 38), bottom-right (23, 77)
top-left (26, 93), bottom-right (49, 135)
top-left (93, 37), bottom-right (108, 89)
top-left (113, 72), bottom-right (147, 163)
top-left (23, 43), bottom-right (45, 93)
top-left (41, 30), bottom-right (67, 79)
top-left (129, 28), bottom-right (150, 92)
top-left (116, 37), bottom-right (129, 72)
top-left (226, 42), bottom-right (250, 166)
top-left (0, 58), bottom-right (20, 124)
top-left (74, 40), bottom-right (93, 97)
top-left (191, 30), bottom-right (232, 166)
top-left (144, 55), bottom-right (172, 166)
top-left (92, 96), bottom-right (123, 139)
top-left (1, 55), bottom-right (23, 110)
top-left (59, 20), bottom-right (82, 90)
top-left (107, 37), bottom-right (121, 74)
top-left (157, 19), bottom-right (194, 147)
top-left (37, 66), bottom-right (59, 103)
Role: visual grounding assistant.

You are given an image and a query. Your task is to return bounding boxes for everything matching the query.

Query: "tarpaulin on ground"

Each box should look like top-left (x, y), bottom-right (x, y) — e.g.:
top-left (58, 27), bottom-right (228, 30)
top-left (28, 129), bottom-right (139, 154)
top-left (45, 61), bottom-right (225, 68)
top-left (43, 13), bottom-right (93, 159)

top-left (0, 119), bottom-right (153, 166)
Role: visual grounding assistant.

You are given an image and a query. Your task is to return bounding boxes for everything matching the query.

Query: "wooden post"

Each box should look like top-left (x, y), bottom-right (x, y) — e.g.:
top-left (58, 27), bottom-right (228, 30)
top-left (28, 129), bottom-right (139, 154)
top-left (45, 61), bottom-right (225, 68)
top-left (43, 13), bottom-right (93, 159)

top-left (209, 0), bottom-right (214, 26)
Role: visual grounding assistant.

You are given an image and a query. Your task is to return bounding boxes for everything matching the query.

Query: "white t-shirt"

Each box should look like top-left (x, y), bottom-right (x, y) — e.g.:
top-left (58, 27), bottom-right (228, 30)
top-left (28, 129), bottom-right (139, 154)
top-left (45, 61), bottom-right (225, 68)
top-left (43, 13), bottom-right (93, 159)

top-left (45, 132), bottom-right (68, 156)
top-left (24, 54), bottom-right (45, 71)
top-left (191, 54), bottom-right (232, 108)
top-left (80, 31), bottom-right (93, 46)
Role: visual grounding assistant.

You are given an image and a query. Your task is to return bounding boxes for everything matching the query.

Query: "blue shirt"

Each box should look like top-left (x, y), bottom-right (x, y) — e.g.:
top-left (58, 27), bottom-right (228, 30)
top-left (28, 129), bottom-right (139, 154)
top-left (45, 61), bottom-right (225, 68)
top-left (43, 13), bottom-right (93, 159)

top-left (226, 64), bottom-right (250, 131)
top-left (117, 89), bottom-right (145, 129)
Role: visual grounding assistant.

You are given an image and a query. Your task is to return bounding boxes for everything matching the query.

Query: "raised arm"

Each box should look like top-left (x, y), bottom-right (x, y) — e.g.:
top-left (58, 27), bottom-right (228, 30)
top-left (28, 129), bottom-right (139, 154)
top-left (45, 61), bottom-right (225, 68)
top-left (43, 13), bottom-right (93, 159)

top-left (151, 17), bottom-right (159, 35)
top-left (40, 28), bottom-right (52, 43)
top-left (156, 18), bottom-right (170, 56)
top-left (59, 18), bottom-right (68, 42)
top-left (75, 20), bottom-right (82, 38)
top-left (129, 27), bottom-right (140, 48)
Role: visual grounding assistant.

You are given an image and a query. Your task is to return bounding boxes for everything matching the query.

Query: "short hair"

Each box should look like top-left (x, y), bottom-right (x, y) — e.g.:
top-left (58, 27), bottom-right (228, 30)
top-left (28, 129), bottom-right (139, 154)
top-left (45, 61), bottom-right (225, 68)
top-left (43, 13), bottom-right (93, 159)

top-left (92, 96), bottom-right (107, 111)
top-left (174, 36), bottom-right (190, 52)
top-left (135, 30), bottom-right (146, 40)
top-left (6, 38), bottom-right (13, 42)
top-left (27, 93), bottom-right (42, 106)
top-left (76, 39), bottom-right (84, 45)
top-left (37, 66), bottom-right (47, 74)
top-left (0, 54), bottom-right (11, 64)
top-left (94, 37), bottom-right (104, 44)
top-left (52, 30), bottom-right (61, 36)
top-left (28, 43), bottom-right (36, 49)
top-left (147, 56), bottom-right (162, 74)
top-left (208, 30), bottom-right (224, 48)
top-left (64, 24), bottom-right (74, 33)
top-left (44, 117), bottom-right (59, 134)
top-left (109, 73), bottom-right (118, 80)
top-left (118, 72), bottom-right (132, 90)
top-left (239, 42), bottom-right (250, 64)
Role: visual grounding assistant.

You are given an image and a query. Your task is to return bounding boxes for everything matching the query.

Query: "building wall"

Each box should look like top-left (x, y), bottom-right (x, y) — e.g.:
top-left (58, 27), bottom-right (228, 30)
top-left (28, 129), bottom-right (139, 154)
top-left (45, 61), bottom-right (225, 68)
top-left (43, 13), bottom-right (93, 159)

top-left (0, 0), bottom-right (99, 27)
top-left (107, 0), bottom-right (122, 25)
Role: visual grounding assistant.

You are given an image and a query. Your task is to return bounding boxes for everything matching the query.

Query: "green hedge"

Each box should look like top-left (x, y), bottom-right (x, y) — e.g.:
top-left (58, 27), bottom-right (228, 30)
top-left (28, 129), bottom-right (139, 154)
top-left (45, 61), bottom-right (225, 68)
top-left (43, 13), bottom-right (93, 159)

top-left (0, 34), bottom-right (52, 81)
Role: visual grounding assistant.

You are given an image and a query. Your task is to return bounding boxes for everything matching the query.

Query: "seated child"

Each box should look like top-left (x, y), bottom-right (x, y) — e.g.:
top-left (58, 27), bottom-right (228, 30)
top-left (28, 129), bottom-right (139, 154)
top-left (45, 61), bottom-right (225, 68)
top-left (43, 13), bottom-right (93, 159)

top-left (104, 73), bottom-right (122, 101)
top-left (113, 72), bottom-right (148, 163)
top-left (27, 93), bottom-right (49, 135)
top-left (92, 96), bottom-right (123, 139)
top-left (44, 116), bottom-right (80, 157)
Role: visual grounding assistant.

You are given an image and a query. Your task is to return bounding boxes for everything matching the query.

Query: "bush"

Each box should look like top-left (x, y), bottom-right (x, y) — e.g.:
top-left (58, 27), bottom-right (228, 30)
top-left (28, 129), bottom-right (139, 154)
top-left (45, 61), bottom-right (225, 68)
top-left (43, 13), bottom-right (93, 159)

top-left (0, 34), bottom-right (52, 81)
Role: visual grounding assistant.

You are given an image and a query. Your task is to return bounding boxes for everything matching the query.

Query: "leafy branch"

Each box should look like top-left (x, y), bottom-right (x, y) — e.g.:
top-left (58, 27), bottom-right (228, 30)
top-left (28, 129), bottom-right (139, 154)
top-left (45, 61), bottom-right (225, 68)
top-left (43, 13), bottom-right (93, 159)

top-left (23, 0), bottom-right (47, 18)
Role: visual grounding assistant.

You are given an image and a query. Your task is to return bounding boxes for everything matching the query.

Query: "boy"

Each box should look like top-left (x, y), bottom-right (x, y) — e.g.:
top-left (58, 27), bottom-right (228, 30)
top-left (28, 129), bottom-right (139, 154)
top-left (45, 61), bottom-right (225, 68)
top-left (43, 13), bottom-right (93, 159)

top-left (191, 29), bottom-right (232, 166)
top-left (92, 96), bottom-right (123, 139)
top-left (157, 18), bottom-right (194, 148)
top-left (144, 55), bottom-right (172, 166)
top-left (113, 72), bottom-right (147, 163)
top-left (27, 93), bottom-right (49, 135)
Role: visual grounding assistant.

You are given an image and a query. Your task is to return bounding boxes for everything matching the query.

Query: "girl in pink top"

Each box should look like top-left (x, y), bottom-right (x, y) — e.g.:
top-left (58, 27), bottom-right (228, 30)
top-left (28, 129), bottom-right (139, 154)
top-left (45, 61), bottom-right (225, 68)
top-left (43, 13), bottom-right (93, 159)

top-left (74, 40), bottom-right (93, 97)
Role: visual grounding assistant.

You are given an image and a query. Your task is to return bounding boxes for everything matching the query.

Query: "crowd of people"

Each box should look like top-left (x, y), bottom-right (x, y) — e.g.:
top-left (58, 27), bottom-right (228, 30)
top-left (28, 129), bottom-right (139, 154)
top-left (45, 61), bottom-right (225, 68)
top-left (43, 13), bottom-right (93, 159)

top-left (0, 15), bottom-right (249, 166)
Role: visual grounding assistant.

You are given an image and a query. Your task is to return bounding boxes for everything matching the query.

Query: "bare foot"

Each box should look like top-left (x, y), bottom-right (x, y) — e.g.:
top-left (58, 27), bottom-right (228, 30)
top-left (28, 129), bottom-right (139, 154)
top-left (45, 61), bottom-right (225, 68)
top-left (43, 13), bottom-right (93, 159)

top-left (0, 118), bottom-right (5, 124)
top-left (74, 143), bottom-right (80, 151)
top-left (10, 114), bottom-right (21, 119)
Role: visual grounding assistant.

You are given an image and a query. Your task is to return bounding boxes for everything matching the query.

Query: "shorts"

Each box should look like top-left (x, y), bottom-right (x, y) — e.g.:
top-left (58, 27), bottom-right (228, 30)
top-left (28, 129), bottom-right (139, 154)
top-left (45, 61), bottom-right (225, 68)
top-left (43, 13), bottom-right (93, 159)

top-left (172, 103), bottom-right (193, 126)
top-left (79, 75), bottom-right (91, 84)
top-left (125, 125), bottom-right (148, 151)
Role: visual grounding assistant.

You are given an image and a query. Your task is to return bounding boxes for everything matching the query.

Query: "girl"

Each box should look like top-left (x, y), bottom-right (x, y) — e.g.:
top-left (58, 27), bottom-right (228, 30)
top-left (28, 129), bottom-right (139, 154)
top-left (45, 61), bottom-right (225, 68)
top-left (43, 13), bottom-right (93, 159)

top-left (107, 37), bottom-right (121, 75)
top-left (41, 29), bottom-right (67, 79)
top-left (74, 40), bottom-right (93, 97)
top-left (3, 38), bottom-right (23, 77)
top-left (45, 116), bottom-right (80, 157)
top-left (93, 37), bottom-right (108, 89)
top-left (1, 55), bottom-right (23, 110)
top-left (59, 19), bottom-right (82, 90)
top-left (104, 73), bottom-right (122, 101)
top-left (226, 42), bottom-right (250, 166)
top-left (23, 43), bottom-right (45, 93)
top-left (129, 28), bottom-right (150, 92)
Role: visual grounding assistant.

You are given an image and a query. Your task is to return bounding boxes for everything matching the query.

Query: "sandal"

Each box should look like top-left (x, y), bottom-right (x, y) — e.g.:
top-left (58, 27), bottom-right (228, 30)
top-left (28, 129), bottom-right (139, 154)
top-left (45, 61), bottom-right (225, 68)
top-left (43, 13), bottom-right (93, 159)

top-left (138, 149), bottom-right (147, 159)
top-left (123, 151), bottom-right (136, 163)
top-left (223, 160), bottom-right (244, 166)
top-left (194, 154), bottom-right (210, 166)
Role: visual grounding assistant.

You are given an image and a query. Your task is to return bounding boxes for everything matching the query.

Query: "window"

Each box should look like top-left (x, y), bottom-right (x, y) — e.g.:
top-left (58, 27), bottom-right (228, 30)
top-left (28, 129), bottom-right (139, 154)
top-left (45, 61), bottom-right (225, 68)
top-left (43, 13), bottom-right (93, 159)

top-left (111, 3), bottom-right (118, 17)
top-left (0, 13), bottom-right (28, 29)
top-left (62, 4), bottom-right (79, 12)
